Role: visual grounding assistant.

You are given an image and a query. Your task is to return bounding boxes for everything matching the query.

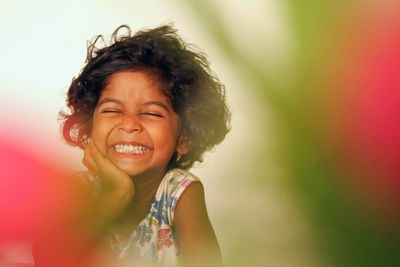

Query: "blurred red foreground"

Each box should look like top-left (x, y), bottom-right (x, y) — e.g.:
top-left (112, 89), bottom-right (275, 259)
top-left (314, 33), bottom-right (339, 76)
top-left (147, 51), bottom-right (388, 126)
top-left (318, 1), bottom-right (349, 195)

top-left (0, 134), bottom-right (84, 266)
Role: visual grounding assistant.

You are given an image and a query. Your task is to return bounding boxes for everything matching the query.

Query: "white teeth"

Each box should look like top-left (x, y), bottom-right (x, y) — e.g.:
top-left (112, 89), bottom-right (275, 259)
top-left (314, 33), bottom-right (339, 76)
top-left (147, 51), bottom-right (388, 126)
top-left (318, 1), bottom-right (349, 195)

top-left (114, 144), bottom-right (149, 154)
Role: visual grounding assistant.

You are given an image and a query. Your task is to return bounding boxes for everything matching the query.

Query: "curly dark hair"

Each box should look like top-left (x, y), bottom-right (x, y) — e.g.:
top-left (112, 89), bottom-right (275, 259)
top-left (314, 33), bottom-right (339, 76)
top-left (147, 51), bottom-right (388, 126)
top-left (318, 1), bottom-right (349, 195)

top-left (60, 24), bottom-right (230, 170)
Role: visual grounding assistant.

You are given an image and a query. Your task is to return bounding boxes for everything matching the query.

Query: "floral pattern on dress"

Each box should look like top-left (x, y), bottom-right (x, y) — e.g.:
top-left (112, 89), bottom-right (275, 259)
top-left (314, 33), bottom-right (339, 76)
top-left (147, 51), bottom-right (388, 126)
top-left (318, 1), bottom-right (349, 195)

top-left (157, 229), bottom-right (174, 251)
top-left (114, 168), bottom-right (200, 266)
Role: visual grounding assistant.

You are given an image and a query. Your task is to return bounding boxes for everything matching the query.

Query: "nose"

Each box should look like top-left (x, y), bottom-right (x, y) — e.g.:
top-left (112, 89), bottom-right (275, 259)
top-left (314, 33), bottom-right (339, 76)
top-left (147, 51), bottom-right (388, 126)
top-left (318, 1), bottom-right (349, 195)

top-left (119, 115), bottom-right (143, 133)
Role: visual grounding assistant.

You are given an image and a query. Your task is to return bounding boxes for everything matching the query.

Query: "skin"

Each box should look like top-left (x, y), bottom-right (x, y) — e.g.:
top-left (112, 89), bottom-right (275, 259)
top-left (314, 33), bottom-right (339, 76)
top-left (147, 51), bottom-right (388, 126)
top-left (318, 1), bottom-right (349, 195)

top-left (81, 71), bottom-right (221, 266)
top-left (83, 70), bottom-right (186, 223)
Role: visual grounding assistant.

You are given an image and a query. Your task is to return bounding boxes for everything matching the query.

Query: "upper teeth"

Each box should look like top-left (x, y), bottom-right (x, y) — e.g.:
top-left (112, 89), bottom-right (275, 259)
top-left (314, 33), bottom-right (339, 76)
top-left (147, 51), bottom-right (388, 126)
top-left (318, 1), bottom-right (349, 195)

top-left (114, 144), bottom-right (149, 154)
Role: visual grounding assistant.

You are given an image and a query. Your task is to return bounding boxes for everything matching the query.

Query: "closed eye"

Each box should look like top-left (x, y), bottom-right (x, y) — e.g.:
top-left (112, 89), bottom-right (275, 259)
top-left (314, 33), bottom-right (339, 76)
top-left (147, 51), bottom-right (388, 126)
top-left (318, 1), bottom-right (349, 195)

top-left (142, 112), bottom-right (163, 118)
top-left (102, 109), bottom-right (122, 113)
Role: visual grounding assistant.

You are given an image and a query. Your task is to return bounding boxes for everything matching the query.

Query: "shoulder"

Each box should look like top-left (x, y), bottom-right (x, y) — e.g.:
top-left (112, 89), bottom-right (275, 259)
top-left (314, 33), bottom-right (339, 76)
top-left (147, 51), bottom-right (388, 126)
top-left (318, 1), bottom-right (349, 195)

top-left (163, 168), bottom-right (201, 184)
top-left (171, 171), bottom-right (222, 266)
top-left (166, 169), bottom-right (208, 233)
top-left (146, 169), bottom-right (202, 227)
top-left (160, 168), bottom-right (202, 200)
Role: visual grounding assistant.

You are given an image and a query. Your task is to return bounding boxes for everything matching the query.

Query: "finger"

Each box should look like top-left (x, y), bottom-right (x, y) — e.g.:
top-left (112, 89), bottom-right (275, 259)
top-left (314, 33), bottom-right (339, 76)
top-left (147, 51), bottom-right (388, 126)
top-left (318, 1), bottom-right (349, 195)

top-left (83, 143), bottom-right (100, 175)
top-left (86, 139), bottom-right (119, 178)
top-left (88, 139), bottom-right (106, 162)
top-left (86, 140), bottom-right (113, 175)
top-left (86, 140), bottom-right (132, 188)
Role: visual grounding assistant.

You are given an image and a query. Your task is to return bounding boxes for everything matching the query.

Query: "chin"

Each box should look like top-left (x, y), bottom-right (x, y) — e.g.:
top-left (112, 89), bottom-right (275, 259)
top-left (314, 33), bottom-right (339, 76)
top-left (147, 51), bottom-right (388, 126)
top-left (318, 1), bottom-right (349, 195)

top-left (123, 165), bottom-right (167, 181)
top-left (114, 164), bottom-right (149, 178)
top-left (115, 164), bottom-right (143, 178)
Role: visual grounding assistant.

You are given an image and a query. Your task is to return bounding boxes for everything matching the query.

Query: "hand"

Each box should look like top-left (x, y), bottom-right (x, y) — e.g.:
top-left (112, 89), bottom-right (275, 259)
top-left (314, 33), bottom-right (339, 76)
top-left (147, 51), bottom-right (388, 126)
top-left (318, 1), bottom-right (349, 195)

top-left (82, 138), bottom-right (135, 220)
top-left (83, 138), bottom-right (133, 191)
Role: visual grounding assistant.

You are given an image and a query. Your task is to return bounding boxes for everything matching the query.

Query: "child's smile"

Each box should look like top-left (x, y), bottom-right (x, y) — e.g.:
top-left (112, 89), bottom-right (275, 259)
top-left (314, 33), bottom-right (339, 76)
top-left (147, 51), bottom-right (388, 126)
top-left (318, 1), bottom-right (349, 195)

top-left (91, 70), bottom-right (185, 179)
top-left (111, 142), bottom-right (152, 158)
top-left (113, 143), bottom-right (149, 154)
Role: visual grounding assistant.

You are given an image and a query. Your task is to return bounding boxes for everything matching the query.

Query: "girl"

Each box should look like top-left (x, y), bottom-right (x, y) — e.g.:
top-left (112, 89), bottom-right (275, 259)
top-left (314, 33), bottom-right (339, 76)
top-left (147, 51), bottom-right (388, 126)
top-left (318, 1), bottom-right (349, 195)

top-left (47, 25), bottom-right (230, 267)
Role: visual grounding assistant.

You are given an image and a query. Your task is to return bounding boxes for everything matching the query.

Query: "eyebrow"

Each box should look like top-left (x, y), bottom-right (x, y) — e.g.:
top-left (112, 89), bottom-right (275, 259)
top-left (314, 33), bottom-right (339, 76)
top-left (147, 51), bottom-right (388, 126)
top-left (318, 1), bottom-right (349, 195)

top-left (97, 98), bottom-right (171, 112)
top-left (96, 98), bottom-right (123, 107)
top-left (143, 101), bottom-right (171, 112)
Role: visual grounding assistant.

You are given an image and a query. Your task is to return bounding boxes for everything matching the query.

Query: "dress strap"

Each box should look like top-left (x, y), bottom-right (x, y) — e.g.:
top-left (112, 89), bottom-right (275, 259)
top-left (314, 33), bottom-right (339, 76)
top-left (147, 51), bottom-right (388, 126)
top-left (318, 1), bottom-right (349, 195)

top-left (154, 168), bottom-right (201, 225)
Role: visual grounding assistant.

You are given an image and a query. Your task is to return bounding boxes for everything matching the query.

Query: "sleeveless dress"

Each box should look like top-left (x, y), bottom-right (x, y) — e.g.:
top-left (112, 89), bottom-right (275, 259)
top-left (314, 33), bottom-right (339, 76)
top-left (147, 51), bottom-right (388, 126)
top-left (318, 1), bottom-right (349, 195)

top-left (109, 168), bottom-right (200, 266)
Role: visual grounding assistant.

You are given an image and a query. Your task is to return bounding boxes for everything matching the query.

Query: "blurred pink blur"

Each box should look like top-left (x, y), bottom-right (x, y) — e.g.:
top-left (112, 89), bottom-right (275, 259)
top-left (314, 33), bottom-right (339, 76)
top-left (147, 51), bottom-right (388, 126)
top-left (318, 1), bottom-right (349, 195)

top-left (323, 4), bottom-right (400, 226)
top-left (0, 132), bottom-right (82, 266)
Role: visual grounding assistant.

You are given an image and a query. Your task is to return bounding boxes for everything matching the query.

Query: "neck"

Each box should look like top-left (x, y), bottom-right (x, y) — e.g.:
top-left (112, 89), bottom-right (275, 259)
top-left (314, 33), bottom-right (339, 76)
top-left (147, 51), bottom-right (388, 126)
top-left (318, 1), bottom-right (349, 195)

top-left (111, 169), bottom-right (167, 233)
top-left (131, 167), bottom-right (168, 198)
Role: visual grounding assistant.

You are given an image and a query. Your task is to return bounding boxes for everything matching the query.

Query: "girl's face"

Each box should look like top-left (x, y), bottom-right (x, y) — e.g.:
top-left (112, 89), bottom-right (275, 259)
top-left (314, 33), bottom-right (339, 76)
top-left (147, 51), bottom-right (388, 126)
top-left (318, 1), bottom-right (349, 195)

top-left (91, 70), bottom-right (185, 179)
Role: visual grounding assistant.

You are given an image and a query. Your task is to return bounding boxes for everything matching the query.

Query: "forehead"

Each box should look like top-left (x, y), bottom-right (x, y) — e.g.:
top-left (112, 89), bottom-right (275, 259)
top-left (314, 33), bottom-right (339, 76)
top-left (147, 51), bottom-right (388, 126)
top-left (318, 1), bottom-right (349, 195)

top-left (100, 70), bottom-right (169, 102)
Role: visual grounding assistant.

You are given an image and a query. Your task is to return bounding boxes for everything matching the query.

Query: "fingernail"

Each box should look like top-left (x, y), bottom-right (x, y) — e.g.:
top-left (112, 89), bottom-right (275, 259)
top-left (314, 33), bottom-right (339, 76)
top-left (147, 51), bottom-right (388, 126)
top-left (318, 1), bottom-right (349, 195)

top-left (82, 138), bottom-right (89, 147)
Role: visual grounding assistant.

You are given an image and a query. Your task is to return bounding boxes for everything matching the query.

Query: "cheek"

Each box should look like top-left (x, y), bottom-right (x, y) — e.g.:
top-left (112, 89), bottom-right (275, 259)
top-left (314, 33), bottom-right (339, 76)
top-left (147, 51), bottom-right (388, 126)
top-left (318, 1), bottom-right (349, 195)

top-left (151, 123), bottom-right (180, 151)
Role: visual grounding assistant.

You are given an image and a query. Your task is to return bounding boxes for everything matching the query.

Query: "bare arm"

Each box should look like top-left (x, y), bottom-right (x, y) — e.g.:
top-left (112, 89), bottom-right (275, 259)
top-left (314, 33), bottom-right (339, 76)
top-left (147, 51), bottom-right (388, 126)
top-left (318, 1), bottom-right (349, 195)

top-left (174, 183), bottom-right (222, 267)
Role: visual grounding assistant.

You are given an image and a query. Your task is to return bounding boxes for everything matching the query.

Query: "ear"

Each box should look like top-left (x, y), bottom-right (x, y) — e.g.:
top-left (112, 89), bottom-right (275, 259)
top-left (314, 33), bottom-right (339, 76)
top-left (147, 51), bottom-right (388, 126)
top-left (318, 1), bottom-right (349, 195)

top-left (176, 133), bottom-right (190, 155)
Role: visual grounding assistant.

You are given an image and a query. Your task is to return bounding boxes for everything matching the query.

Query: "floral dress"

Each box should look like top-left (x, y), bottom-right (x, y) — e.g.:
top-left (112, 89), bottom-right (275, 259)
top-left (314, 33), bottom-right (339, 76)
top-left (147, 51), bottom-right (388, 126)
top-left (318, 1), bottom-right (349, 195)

top-left (109, 168), bottom-right (200, 266)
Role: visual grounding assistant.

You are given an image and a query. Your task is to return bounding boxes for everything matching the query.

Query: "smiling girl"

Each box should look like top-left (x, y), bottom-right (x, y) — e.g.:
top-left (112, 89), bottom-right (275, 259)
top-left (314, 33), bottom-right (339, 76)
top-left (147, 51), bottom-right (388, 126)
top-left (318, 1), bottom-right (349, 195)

top-left (43, 25), bottom-right (230, 267)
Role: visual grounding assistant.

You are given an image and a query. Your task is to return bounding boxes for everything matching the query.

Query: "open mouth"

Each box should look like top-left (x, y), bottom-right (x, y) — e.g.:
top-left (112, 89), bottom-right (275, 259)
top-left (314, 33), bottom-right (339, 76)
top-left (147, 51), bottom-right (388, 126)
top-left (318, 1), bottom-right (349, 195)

top-left (113, 144), bottom-right (150, 154)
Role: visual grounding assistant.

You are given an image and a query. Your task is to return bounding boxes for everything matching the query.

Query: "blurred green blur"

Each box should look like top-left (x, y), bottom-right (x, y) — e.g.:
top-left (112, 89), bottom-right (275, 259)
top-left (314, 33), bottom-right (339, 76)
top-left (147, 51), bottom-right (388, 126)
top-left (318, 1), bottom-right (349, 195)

top-left (181, 1), bottom-right (400, 267)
